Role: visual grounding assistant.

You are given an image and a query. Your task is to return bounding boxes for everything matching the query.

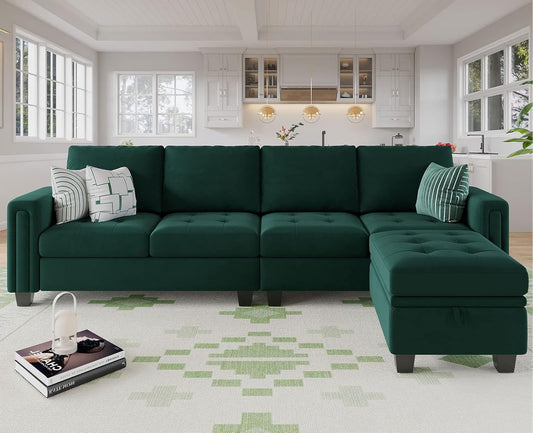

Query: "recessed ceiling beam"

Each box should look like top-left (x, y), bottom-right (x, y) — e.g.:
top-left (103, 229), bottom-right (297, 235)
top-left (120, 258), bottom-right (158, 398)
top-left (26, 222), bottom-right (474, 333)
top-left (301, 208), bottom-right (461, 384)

top-left (227, 0), bottom-right (258, 42)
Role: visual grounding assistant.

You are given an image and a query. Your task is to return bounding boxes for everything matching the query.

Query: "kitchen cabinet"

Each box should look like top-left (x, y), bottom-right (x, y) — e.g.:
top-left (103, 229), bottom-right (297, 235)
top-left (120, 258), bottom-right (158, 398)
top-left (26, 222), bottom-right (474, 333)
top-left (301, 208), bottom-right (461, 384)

top-left (453, 154), bottom-right (532, 231)
top-left (205, 54), bottom-right (242, 128)
top-left (243, 55), bottom-right (279, 102)
top-left (280, 54), bottom-right (338, 87)
top-left (338, 55), bottom-right (374, 103)
top-left (373, 53), bottom-right (414, 128)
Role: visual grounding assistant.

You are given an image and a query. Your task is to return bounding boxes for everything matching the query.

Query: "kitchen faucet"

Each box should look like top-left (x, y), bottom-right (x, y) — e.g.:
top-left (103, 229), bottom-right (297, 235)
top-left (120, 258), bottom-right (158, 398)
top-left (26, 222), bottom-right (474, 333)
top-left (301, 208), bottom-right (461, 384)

top-left (321, 130), bottom-right (326, 146)
top-left (467, 133), bottom-right (496, 154)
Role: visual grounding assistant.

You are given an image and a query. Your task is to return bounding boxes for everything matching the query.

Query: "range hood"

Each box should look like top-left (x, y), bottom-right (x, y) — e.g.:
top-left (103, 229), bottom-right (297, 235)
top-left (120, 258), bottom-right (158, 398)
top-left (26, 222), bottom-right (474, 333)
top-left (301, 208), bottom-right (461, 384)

top-left (280, 87), bottom-right (338, 102)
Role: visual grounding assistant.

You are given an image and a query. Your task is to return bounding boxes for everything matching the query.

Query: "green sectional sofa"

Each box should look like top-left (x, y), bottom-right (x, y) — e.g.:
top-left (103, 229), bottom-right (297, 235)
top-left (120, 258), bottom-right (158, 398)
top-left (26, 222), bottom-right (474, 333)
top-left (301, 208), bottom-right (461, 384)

top-left (7, 145), bottom-right (528, 373)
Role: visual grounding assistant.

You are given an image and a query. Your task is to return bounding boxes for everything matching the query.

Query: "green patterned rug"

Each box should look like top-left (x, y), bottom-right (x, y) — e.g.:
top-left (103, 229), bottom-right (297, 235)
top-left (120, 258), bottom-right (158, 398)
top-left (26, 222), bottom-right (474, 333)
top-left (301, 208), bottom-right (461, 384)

top-left (0, 267), bottom-right (531, 433)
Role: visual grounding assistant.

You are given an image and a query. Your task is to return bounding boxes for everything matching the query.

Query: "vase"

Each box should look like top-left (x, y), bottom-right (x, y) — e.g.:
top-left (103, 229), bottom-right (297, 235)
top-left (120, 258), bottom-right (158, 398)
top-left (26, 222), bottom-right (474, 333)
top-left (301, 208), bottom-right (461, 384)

top-left (284, 140), bottom-right (289, 146)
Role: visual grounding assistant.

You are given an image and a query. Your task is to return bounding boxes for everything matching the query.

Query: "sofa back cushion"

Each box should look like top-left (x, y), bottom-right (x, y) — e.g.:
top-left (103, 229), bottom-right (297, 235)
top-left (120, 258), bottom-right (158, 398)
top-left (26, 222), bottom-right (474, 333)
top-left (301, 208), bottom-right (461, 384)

top-left (163, 146), bottom-right (261, 213)
top-left (261, 146), bottom-right (358, 213)
top-left (357, 146), bottom-right (453, 213)
top-left (67, 145), bottom-right (164, 213)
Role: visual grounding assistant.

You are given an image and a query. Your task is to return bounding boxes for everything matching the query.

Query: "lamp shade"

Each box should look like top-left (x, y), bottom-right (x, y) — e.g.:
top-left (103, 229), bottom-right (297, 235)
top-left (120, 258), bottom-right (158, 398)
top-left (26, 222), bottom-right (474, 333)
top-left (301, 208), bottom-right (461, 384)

top-left (302, 105), bottom-right (320, 123)
top-left (258, 105), bottom-right (276, 123)
top-left (347, 106), bottom-right (364, 123)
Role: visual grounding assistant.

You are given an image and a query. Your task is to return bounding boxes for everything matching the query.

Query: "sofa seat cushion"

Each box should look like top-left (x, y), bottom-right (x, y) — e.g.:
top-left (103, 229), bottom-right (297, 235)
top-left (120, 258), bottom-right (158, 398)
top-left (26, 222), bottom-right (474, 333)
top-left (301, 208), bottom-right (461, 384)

top-left (361, 212), bottom-right (470, 234)
top-left (261, 212), bottom-right (368, 258)
top-left (369, 230), bottom-right (528, 297)
top-left (39, 212), bottom-right (160, 258)
top-left (150, 212), bottom-right (260, 258)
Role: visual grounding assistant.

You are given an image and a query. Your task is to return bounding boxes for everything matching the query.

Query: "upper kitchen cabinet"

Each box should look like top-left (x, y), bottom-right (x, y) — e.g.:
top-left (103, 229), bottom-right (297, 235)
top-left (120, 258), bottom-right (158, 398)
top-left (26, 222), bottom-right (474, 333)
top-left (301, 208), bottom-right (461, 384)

top-left (243, 55), bottom-right (279, 102)
top-left (373, 52), bottom-right (414, 128)
top-left (339, 55), bottom-right (374, 102)
top-left (204, 54), bottom-right (243, 128)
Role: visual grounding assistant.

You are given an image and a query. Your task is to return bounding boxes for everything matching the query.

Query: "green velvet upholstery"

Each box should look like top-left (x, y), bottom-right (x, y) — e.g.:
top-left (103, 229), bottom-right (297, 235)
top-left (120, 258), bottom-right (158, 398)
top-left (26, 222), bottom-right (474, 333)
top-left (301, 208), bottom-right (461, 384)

top-left (163, 146), bottom-right (260, 213)
top-left (369, 230), bottom-right (528, 297)
top-left (357, 146), bottom-right (453, 213)
top-left (261, 258), bottom-right (370, 291)
top-left (361, 212), bottom-right (469, 234)
top-left (370, 265), bottom-right (528, 355)
top-left (39, 213), bottom-right (160, 258)
top-left (261, 146), bottom-right (358, 213)
top-left (67, 145), bottom-right (164, 213)
top-left (464, 186), bottom-right (509, 253)
top-left (261, 212), bottom-right (368, 258)
top-left (40, 258), bottom-right (259, 292)
top-left (150, 212), bottom-right (260, 258)
top-left (7, 187), bottom-right (54, 295)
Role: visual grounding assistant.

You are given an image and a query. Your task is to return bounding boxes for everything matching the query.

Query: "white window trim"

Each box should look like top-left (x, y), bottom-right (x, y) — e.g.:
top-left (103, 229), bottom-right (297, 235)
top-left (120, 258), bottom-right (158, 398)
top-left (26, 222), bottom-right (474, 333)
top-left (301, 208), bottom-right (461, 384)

top-left (457, 27), bottom-right (531, 138)
top-left (114, 71), bottom-right (196, 138)
top-left (13, 26), bottom-right (93, 144)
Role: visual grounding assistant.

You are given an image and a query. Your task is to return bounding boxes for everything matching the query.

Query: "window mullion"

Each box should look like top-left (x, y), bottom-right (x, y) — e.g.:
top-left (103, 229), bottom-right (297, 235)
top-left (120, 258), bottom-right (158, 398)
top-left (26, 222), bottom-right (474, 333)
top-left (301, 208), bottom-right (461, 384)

top-left (38, 44), bottom-right (46, 140)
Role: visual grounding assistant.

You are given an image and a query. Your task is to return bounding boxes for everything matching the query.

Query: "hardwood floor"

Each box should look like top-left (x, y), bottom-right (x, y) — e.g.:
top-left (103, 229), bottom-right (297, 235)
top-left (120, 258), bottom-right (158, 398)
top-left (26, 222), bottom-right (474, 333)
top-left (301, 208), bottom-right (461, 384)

top-left (0, 230), bottom-right (531, 270)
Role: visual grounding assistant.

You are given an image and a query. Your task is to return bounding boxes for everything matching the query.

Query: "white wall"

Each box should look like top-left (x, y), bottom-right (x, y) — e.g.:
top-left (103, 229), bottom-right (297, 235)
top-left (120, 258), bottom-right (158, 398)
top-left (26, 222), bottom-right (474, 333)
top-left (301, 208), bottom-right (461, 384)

top-left (98, 51), bottom-right (413, 147)
top-left (414, 45), bottom-right (453, 145)
top-left (0, 0), bottom-right (97, 228)
top-left (453, 3), bottom-right (532, 154)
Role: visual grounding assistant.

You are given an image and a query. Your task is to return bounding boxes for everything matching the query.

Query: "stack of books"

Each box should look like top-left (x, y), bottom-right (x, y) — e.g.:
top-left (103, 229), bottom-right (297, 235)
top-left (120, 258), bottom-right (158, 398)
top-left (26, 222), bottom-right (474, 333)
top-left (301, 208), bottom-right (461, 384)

top-left (15, 329), bottom-right (126, 397)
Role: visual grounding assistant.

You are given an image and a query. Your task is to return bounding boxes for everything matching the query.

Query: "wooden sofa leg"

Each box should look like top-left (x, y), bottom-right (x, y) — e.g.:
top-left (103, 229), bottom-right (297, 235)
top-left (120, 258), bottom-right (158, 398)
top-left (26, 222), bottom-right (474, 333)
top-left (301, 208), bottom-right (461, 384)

top-left (267, 291), bottom-right (282, 307)
top-left (493, 355), bottom-right (516, 373)
top-left (395, 355), bottom-right (415, 373)
top-left (16, 292), bottom-right (34, 307)
top-left (237, 291), bottom-right (253, 307)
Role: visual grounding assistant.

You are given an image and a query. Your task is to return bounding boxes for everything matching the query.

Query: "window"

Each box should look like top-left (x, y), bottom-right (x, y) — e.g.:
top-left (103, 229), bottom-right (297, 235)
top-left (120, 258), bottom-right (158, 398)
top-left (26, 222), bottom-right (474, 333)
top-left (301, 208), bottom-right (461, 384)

top-left (15, 29), bottom-right (93, 141)
top-left (117, 72), bottom-right (194, 136)
top-left (460, 31), bottom-right (530, 134)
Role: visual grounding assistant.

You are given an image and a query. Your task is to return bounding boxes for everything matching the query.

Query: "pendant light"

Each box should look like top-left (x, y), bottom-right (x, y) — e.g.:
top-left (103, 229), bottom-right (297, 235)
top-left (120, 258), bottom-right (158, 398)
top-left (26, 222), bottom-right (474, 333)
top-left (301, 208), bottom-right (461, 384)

top-left (302, 11), bottom-right (320, 123)
top-left (347, 5), bottom-right (364, 123)
top-left (258, 0), bottom-right (276, 123)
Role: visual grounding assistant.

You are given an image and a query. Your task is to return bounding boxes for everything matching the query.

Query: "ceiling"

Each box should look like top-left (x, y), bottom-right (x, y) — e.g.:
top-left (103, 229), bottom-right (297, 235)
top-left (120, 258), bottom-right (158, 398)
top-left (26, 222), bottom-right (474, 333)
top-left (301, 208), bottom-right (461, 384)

top-left (6, 0), bottom-right (531, 52)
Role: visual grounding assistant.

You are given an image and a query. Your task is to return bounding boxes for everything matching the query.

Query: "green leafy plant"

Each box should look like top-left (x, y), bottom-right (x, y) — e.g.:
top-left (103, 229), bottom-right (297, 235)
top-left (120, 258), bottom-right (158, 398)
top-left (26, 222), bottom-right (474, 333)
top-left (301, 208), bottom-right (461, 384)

top-left (505, 80), bottom-right (532, 158)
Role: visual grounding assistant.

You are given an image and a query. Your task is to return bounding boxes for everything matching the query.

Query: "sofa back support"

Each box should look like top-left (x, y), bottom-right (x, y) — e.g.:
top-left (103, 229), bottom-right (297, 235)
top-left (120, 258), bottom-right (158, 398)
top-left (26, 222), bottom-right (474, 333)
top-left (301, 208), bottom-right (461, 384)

top-left (261, 146), bottom-right (359, 213)
top-left (67, 145), bottom-right (164, 214)
top-left (357, 146), bottom-right (453, 213)
top-left (163, 146), bottom-right (261, 213)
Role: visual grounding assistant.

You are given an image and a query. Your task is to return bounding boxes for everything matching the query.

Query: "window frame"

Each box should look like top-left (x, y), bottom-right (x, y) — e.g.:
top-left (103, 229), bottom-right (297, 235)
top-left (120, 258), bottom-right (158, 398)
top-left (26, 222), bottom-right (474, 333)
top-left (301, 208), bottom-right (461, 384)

top-left (458, 28), bottom-right (531, 137)
top-left (114, 71), bottom-right (196, 138)
top-left (13, 27), bottom-right (93, 143)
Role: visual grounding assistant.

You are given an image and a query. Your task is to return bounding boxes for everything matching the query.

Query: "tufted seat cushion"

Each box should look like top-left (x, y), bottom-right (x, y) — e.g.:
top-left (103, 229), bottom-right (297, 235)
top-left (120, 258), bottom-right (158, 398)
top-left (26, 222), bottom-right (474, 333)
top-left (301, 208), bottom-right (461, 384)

top-left (370, 230), bottom-right (528, 297)
top-left (261, 212), bottom-right (368, 258)
top-left (40, 212), bottom-right (161, 258)
top-left (150, 212), bottom-right (260, 258)
top-left (361, 212), bottom-right (469, 234)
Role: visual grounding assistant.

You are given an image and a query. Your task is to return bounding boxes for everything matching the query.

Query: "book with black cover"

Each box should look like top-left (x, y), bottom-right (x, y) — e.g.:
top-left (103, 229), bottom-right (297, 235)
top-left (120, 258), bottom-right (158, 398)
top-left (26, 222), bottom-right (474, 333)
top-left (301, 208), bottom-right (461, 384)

top-left (15, 329), bottom-right (125, 386)
top-left (15, 358), bottom-right (126, 397)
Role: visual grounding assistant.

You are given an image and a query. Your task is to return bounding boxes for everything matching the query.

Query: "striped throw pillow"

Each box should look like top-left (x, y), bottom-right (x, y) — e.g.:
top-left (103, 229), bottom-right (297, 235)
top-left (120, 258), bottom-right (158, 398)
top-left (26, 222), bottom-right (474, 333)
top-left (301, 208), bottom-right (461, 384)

top-left (86, 166), bottom-right (137, 223)
top-left (415, 162), bottom-right (469, 222)
top-left (51, 167), bottom-right (89, 224)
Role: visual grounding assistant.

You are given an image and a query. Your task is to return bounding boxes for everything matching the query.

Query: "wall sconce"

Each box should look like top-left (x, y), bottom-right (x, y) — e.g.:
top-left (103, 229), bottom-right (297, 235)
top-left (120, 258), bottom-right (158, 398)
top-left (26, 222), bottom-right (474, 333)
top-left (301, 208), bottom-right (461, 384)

top-left (347, 106), bottom-right (364, 123)
top-left (302, 105), bottom-right (320, 123)
top-left (258, 105), bottom-right (276, 123)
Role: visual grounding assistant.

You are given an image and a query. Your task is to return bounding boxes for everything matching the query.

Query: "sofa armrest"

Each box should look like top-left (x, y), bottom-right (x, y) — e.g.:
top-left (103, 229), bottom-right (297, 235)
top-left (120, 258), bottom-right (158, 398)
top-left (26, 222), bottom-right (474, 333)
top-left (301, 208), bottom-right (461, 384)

top-left (7, 187), bottom-right (54, 294)
top-left (464, 186), bottom-right (509, 253)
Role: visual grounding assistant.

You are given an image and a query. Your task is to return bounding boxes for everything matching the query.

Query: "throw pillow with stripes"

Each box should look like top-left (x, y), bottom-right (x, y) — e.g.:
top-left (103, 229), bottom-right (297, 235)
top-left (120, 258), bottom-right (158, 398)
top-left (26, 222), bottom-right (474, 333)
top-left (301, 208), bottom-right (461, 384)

top-left (415, 162), bottom-right (469, 222)
top-left (51, 167), bottom-right (89, 224)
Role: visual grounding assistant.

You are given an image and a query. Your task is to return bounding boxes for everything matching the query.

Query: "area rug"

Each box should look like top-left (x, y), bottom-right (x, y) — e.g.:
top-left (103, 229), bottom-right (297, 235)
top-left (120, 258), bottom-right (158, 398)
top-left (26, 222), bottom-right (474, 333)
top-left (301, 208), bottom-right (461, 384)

top-left (0, 267), bottom-right (531, 433)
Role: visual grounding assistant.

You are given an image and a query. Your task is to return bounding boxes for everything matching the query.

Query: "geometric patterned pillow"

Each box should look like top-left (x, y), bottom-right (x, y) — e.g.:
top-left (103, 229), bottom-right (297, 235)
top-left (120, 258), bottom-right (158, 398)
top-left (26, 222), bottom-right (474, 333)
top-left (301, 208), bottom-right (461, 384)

top-left (50, 167), bottom-right (89, 224)
top-left (85, 166), bottom-right (137, 223)
top-left (415, 162), bottom-right (469, 223)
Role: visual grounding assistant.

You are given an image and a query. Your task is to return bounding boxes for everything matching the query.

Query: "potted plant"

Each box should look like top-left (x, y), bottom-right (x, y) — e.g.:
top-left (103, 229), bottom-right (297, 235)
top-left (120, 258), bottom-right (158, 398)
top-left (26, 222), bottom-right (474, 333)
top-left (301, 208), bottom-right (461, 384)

top-left (505, 80), bottom-right (532, 158)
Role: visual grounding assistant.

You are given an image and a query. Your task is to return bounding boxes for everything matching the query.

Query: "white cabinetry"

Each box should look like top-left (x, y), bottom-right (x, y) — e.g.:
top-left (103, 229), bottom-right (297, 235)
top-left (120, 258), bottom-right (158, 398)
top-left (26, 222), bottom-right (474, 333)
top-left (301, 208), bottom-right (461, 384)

top-left (243, 55), bottom-right (279, 102)
top-left (280, 54), bottom-right (338, 87)
top-left (373, 53), bottom-right (414, 128)
top-left (453, 155), bottom-right (533, 231)
top-left (205, 54), bottom-right (242, 128)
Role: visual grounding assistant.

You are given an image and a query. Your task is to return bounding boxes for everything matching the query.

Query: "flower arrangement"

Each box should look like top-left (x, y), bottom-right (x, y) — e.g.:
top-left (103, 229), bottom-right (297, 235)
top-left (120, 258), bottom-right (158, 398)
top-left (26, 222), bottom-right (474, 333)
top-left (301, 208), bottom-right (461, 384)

top-left (436, 142), bottom-right (456, 153)
top-left (276, 122), bottom-right (304, 145)
top-left (120, 139), bottom-right (134, 146)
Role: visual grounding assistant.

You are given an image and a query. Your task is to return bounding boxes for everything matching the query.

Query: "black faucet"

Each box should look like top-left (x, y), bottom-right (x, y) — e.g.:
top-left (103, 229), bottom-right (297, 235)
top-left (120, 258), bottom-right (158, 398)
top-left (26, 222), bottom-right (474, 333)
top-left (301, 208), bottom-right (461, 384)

top-left (467, 133), bottom-right (485, 153)
top-left (321, 130), bottom-right (326, 146)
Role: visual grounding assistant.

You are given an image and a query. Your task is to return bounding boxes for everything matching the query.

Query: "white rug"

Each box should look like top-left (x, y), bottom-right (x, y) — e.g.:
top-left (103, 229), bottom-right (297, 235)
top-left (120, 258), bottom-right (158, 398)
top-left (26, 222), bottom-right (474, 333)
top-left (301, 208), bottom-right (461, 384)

top-left (0, 267), bottom-right (531, 433)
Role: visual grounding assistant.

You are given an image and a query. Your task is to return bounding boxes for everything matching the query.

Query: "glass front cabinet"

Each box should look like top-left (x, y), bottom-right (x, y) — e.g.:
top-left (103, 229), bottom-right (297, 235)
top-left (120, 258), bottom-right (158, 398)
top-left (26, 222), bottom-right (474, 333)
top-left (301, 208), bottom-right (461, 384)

top-left (338, 55), bottom-right (374, 103)
top-left (243, 55), bottom-right (279, 102)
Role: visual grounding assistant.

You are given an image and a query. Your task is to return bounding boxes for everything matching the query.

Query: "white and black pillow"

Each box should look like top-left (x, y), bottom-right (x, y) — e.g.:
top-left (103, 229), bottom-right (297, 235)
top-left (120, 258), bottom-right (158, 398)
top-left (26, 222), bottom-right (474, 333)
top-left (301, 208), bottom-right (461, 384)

top-left (50, 167), bottom-right (89, 224)
top-left (85, 166), bottom-right (137, 223)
